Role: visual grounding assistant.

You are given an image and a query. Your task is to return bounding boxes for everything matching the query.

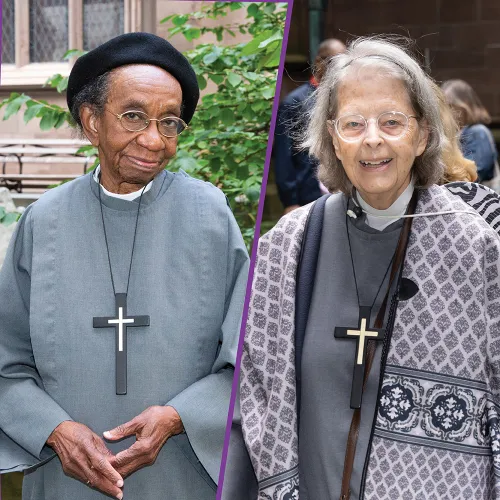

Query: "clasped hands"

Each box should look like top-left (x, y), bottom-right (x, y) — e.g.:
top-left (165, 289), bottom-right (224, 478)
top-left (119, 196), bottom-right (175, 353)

top-left (46, 405), bottom-right (183, 499)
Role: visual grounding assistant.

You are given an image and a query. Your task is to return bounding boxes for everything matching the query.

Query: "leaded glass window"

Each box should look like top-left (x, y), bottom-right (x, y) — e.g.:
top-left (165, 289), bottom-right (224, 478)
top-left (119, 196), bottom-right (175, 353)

top-left (2, 0), bottom-right (15, 64)
top-left (83, 0), bottom-right (124, 51)
top-left (29, 0), bottom-right (69, 62)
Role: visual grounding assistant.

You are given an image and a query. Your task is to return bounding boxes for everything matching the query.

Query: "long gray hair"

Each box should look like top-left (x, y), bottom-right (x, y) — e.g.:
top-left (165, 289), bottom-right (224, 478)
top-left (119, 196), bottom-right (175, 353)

top-left (302, 36), bottom-right (446, 194)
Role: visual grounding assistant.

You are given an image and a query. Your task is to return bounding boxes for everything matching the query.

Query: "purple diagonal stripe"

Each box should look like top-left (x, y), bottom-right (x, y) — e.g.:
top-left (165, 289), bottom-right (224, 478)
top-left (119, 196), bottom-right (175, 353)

top-left (216, 0), bottom-right (295, 497)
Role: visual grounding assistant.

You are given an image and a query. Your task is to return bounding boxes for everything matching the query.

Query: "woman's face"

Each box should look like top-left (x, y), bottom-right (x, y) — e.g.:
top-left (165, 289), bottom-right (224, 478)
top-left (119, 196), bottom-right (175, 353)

top-left (82, 64), bottom-right (182, 194)
top-left (329, 67), bottom-right (429, 209)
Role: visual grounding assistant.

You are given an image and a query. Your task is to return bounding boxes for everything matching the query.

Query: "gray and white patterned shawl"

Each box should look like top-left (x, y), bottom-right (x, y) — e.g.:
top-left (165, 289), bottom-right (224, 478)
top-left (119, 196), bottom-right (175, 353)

top-left (241, 183), bottom-right (500, 499)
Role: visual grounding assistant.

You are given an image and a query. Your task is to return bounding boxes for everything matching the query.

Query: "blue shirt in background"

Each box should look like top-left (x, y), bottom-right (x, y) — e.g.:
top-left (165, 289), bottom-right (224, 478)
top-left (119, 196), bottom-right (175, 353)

top-left (460, 123), bottom-right (498, 182)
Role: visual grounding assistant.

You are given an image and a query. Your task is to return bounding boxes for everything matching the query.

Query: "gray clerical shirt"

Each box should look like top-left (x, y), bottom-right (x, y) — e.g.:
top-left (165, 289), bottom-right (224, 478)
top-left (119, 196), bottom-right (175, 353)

top-left (299, 193), bottom-right (403, 500)
top-left (0, 170), bottom-right (249, 500)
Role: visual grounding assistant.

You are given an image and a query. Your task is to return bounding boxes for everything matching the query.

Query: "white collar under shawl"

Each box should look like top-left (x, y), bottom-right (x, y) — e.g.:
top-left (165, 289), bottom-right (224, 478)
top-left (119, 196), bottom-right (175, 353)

top-left (356, 177), bottom-right (415, 231)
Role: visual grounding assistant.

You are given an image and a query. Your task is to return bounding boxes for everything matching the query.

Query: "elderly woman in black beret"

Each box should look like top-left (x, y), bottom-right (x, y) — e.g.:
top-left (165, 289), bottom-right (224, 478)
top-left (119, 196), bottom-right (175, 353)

top-left (234, 36), bottom-right (500, 500)
top-left (0, 32), bottom-right (249, 500)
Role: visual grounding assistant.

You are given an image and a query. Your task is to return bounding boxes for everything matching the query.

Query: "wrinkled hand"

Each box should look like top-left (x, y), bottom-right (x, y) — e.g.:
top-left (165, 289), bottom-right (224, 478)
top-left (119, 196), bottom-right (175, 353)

top-left (46, 421), bottom-right (123, 499)
top-left (105, 405), bottom-right (184, 478)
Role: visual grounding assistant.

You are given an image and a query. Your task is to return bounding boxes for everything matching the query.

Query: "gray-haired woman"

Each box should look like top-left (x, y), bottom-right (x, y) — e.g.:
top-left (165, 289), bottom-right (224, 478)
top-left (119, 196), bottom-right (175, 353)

top-left (230, 37), bottom-right (500, 500)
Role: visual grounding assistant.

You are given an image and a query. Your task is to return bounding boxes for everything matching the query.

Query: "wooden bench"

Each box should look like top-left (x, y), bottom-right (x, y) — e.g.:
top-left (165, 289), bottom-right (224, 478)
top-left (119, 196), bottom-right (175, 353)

top-left (0, 139), bottom-right (96, 206)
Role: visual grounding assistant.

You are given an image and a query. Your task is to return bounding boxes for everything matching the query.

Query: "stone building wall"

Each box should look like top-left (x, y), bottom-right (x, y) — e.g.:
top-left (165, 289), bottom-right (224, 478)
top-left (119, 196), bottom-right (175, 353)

top-left (283, 0), bottom-right (500, 121)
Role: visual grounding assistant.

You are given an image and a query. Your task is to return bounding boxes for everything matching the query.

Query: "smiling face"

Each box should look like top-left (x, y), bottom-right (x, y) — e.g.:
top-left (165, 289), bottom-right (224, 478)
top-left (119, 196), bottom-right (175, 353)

top-left (329, 67), bottom-right (428, 209)
top-left (81, 64), bottom-right (183, 194)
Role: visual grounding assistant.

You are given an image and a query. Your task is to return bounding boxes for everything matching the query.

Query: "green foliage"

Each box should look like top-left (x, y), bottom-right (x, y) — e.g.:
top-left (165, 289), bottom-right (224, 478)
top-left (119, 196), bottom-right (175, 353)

top-left (0, 93), bottom-right (72, 129)
top-left (0, 2), bottom-right (287, 249)
top-left (162, 2), bottom-right (286, 249)
top-left (0, 48), bottom-right (88, 129)
top-left (0, 206), bottom-right (21, 226)
top-left (45, 49), bottom-right (87, 93)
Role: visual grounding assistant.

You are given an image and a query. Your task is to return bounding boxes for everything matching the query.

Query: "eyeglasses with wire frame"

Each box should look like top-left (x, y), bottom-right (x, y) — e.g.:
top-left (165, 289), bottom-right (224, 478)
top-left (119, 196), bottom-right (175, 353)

top-left (327, 111), bottom-right (418, 142)
top-left (107, 109), bottom-right (188, 137)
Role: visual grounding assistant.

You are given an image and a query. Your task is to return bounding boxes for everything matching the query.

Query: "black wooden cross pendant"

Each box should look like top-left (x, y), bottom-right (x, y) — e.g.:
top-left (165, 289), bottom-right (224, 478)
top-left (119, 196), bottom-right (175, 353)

top-left (334, 306), bottom-right (385, 409)
top-left (93, 293), bottom-right (149, 395)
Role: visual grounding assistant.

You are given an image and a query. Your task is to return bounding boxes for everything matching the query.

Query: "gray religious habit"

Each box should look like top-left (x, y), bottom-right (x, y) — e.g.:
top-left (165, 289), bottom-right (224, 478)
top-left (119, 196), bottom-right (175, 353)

top-left (334, 306), bottom-right (385, 409)
top-left (299, 194), bottom-right (403, 500)
top-left (0, 169), bottom-right (249, 500)
top-left (93, 293), bottom-right (149, 394)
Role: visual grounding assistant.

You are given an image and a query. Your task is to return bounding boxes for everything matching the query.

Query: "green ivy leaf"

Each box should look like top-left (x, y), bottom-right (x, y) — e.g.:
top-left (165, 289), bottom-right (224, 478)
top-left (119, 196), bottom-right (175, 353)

top-left (39, 109), bottom-right (57, 130)
top-left (0, 93), bottom-right (20, 108)
top-left (241, 30), bottom-right (274, 56)
top-left (54, 113), bottom-right (67, 129)
top-left (176, 153), bottom-right (199, 173)
top-left (23, 103), bottom-right (46, 123)
top-left (56, 77), bottom-right (68, 93)
top-left (258, 43), bottom-right (282, 69)
top-left (172, 14), bottom-right (189, 26)
top-left (220, 108), bottom-right (235, 125)
top-left (209, 74), bottom-right (224, 85)
top-left (169, 26), bottom-right (183, 36)
top-left (197, 74), bottom-right (207, 91)
top-left (237, 162), bottom-right (249, 179)
top-left (203, 50), bottom-right (220, 65)
top-left (209, 157), bottom-right (221, 172)
top-left (225, 156), bottom-right (238, 171)
top-left (247, 3), bottom-right (259, 16)
top-left (264, 3), bottom-right (277, 14)
top-left (227, 72), bottom-right (242, 87)
top-left (3, 94), bottom-right (30, 120)
top-left (261, 87), bottom-right (275, 99)
top-left (258, 31), bottom-right (282, 49)
top-left (185, 27), bottom-right (201, 41)
top-left (45, 74), bottom-right (63, 88)
top-left (244, 185), bottom-right (261, 202)
top-left (243, 71), bottom-right (258, 81)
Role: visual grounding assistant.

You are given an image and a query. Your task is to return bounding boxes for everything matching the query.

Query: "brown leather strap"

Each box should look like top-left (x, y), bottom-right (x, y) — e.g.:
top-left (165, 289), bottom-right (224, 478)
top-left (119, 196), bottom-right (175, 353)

top-left (339, 191), bottom-right (418, 500)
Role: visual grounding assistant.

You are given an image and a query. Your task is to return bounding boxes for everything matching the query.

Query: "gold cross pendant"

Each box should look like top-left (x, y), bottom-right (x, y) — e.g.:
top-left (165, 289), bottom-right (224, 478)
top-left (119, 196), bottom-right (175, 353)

top-left (334, 306), bottom-right (385, 409)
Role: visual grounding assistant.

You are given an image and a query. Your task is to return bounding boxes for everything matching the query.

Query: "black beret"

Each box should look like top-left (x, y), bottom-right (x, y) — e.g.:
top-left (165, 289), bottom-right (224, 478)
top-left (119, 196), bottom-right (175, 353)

top-left (67, 32), bottom-right (199, 124)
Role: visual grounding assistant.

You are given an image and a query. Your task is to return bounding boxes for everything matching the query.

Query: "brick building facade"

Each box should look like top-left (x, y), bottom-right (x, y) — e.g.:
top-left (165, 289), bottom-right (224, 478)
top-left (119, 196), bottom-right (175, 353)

top-left (264, 0), bottom-right (500, 220)
top-left (283, 0), bottom-right (500, 122)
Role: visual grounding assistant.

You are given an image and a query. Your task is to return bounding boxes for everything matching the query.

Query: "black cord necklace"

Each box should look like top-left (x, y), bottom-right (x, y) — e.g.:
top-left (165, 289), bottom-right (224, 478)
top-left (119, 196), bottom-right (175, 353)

top-left (92, 176), bottom-right (150, 395)
top-left (345, 209), bottom-right (395, 312)
top-left (98, 177), bottom-right (145, 296)
top-left (333, 200), bottom-right (400, 409)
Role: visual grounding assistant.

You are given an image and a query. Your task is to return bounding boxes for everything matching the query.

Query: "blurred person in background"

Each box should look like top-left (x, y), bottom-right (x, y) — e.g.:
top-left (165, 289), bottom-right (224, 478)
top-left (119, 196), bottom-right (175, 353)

top-left (442, 79), bottom-right (499, 188)
top-left (274, 38), bottom-right (346, 214)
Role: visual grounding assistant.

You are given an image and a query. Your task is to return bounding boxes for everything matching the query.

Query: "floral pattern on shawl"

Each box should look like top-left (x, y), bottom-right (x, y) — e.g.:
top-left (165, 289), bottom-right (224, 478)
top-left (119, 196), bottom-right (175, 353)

top-left (241, 183), bottom-right (500, 499)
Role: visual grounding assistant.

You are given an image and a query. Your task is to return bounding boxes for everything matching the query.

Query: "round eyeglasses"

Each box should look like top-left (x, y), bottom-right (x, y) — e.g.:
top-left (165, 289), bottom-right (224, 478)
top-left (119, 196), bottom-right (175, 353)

top-left (107, 109), bottom-right (188, 137)
top-left (327, 111), bottom-right (418, 142)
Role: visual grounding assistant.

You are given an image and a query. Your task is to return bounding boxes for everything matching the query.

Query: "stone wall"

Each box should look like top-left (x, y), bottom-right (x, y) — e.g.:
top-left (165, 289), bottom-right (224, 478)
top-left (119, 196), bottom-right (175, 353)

top-left (283, 0), bottom-right (500, 121)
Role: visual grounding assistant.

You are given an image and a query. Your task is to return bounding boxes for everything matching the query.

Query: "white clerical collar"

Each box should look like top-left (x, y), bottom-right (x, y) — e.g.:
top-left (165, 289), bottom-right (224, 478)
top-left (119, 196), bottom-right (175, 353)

top-left (356, 178), bottom-right (415, 231)
top-left (93, 165), bottom-right (153, 201)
